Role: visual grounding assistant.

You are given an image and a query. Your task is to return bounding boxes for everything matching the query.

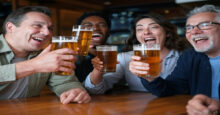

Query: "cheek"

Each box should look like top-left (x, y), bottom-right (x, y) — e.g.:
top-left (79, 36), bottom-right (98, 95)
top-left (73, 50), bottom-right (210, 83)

top-left (136, 33), bottom-right (142, 41)
top-left (100, 28), bottom-right (108, 34)
top-left (185, 33), bottom-right (191, 41)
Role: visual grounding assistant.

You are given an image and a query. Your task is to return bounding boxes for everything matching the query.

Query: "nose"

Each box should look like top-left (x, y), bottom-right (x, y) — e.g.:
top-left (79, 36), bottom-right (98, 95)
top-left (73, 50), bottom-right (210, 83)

top-left (41, 27), bottom-right (52, 36)
top-left (143, 28), bottom-right (151, 35)
top-left (93, 24), bottom-right (100, 31)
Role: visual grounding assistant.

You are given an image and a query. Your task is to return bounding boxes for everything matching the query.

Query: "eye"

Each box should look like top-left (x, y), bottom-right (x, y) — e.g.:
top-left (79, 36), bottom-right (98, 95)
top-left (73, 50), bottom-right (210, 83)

top-left (136, 28), bottom-right (143, 32)
top-left (32, 24), bottom-right (42, 28)
top-left (149, 25), bottom-right (159, 30)
top-left (82, 23), bottom-right (93, 28)
top-left (98, 23), bottom-right (107, 28)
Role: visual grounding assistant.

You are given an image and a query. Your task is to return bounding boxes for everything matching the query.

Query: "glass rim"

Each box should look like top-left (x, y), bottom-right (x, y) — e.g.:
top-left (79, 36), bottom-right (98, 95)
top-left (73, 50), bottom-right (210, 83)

top-left (96, 45), bottom-right (118, 51)
top-left (133, 44), bottom-right (160, 50)
top-left (52, 36), bottom-right (78, 43)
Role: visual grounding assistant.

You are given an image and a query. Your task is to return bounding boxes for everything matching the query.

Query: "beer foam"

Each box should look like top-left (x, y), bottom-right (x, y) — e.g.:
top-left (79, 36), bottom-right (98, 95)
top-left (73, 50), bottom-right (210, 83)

top-left (133, 44), bottom-right (160, 51)
top-left (52, 36), bottom-right (77, 43)
top-left (96, 45), bottom-right (117, 51)
top-left (52, 39), bottom-right (77, 43)
top-left (133, 47), bottom-right (160, 50)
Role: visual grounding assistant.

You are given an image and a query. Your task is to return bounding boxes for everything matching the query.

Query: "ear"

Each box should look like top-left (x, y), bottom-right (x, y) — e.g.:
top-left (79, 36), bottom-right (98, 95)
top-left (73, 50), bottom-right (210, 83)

top-left (5, 22), bottom-right (16, 33)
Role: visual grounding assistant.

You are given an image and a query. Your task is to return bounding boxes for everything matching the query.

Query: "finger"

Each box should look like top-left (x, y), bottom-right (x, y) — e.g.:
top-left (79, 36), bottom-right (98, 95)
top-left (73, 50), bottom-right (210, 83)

top-left (60, 92), bottom-right (68, 104)
top-left (131, 56), bottom-right (141, 61)
top-left (53, 48), bottom-right (76, 55)
top-left (92, 57), bottom-right (103, 65)
top-left (208, 99), bottom-right (220, 113)
top-left (60, 55), bottom-right (77, 62)
top-left (130, 61), bottom-right (149, 71)
top-left (39, 44), bottom-right (52, 56)
top-left (74, 91), bottom-right (87, 103)
top-left (62, 92), bottom-right (78, 104)
top-left (58, 66), bottom-right (74, 73)
top-left (81, 94), bottom-right (91, 103)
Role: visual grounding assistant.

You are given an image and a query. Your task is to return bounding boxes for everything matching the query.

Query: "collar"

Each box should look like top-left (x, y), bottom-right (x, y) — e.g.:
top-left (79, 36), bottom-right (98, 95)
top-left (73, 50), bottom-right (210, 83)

top-left (0, 34), bottom-right (12, 53)
top-left (164, 50), bottom-right (180, 59)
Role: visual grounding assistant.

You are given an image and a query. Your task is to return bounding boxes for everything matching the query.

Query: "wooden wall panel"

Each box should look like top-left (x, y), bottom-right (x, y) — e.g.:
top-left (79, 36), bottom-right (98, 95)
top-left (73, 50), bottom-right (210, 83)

top-left (58, 9), bottom-right (83, 36)
top-left (10, 0), bottom-right (104, 36)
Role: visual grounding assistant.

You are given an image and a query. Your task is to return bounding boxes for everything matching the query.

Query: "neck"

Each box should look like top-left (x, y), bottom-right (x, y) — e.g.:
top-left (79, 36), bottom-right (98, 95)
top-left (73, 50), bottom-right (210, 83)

top-left (206, 51), bottom-right (220, 58)
top-left (160, 47), bottom-right (170, 60)
top-left (5, 35), bottom-right (29, 58)
top-left (89, 48), bottom-right (97, 56)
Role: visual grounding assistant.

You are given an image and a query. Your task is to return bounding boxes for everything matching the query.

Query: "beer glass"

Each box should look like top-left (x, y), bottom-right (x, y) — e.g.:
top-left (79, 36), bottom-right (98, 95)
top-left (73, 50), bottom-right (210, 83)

top-left (72, 25), bottom-right (93, 56)
top-left (96, 45), bottom-right (118, 72)
top-left (51, 36), bottom-right (78, 76)
top-left (133, 44), bottom-right (160, 77)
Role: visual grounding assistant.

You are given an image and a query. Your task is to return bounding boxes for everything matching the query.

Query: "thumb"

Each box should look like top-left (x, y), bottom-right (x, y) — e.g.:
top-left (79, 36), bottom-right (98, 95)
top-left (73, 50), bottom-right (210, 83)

top-left (39, 44), bottom-right (52, 56)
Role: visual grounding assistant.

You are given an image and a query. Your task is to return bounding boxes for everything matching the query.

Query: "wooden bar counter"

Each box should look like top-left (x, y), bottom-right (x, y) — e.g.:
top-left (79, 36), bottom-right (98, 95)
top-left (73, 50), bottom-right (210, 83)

top-left (0, 89), bottom-right (192, 115)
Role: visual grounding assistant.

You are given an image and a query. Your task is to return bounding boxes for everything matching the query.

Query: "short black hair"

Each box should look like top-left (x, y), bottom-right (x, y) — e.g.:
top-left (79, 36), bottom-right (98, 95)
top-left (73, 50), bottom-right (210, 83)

top-left (76, 12), bottom-right (111, 29)
top-left (2, 5), bottom-right (51, 34)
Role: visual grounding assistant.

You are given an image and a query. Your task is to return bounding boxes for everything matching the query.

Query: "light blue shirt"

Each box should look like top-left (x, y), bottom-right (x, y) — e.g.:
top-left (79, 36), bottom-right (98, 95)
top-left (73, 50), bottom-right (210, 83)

top-left (84, 50), bottom-right (181, 94)
top-left (209, 55), bottom-right (220, 99)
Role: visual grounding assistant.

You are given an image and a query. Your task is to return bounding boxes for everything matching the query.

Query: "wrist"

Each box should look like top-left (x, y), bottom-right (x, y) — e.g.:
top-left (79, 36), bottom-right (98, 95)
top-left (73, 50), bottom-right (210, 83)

top-left (90, 69), bottom-right (103, 85)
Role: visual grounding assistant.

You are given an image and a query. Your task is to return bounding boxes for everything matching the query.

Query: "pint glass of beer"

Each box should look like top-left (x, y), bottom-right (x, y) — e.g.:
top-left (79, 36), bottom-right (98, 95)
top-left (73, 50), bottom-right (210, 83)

top-left (72, 25), bottom-right (93, 56)
top-left (96, 45), bottom-right (118, 72)
top-left (133, 44), bottom-right (160, 77)
top-left (51, 36), bottom-right (78, 76)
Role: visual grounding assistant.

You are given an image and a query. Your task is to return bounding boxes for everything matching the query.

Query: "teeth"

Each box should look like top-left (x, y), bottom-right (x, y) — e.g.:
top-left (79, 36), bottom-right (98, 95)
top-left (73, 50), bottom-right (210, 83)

top-left (34, 38), bottom-right (43, 41)
top-left (92, 33), bottom-right (102, 37)
top-left (193, 37), bottom-right (207, 42)
top-left (144, 38), bottom-right (154, 40)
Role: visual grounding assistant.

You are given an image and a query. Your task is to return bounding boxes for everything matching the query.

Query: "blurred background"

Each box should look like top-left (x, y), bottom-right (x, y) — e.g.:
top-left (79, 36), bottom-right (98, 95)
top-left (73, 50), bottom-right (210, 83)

top-left (0, 0), bottom-right (220, 49)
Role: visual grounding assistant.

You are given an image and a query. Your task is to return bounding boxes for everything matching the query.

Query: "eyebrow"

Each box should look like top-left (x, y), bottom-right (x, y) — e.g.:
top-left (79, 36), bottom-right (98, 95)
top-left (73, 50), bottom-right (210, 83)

top-left (136, 22), bottom-right (158, 27)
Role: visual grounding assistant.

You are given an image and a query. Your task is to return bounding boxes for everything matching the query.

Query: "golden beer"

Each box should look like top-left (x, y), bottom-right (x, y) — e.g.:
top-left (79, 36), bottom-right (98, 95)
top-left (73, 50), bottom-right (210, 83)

top-left (77, 30), bottom-right (93, 56)
top-left (133, 44), bottom-right (160, 77)
top-left (96, 45), bottom-right (118, 72)
top-left (51, 36), bottom-right (78, 76)
top-left (72, 25), bottom-right (93, 56)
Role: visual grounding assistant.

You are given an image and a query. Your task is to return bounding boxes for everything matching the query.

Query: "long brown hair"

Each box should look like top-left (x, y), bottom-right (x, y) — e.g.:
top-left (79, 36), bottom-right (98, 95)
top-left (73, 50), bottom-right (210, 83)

top-left (123, 13), bottom-right (189, 52)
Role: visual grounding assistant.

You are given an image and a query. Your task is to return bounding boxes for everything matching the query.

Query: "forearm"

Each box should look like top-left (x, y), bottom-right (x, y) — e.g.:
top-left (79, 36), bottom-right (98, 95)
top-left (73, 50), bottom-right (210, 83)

top-left (90, 69), bottom-right (104, 85)
top-left (15, 59), bottom-right (37, 79)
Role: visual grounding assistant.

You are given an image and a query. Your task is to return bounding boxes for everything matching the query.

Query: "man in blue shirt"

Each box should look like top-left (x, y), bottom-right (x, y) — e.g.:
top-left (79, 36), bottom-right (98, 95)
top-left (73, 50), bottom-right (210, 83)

top-left (129, 4), bottom-right (220, 98)
top-left (75, 12), bottom-right (111, 82)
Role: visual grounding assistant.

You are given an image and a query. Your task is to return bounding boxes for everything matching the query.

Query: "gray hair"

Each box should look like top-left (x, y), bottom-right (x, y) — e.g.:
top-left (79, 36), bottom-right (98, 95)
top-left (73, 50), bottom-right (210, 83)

top-left (2, 6), bottom-right (51, 34)
top-left (187, 4), bottom-right (220, 22)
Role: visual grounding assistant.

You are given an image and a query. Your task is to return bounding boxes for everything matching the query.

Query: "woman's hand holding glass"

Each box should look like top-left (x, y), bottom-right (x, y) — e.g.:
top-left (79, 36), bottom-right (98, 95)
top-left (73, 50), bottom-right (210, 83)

top-left (129, 55), bottom-right (160, 81)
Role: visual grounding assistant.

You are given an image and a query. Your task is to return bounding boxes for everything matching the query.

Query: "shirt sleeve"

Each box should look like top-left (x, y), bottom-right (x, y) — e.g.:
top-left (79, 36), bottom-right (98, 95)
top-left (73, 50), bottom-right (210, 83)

top-left (83, 73), bottom-right (107, 94)
top-left (0, 64), bottom-right (16, 83)
top-left (141, 50), bottom-right (191, 97)
top-left (83, 53), bottom-right (127, 94)
top-left (47, 73), bottom-right (85, 96)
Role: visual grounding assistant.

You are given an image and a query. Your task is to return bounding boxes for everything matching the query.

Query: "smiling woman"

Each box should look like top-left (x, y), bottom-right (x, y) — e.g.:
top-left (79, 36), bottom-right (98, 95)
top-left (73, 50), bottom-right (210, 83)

top-left (83, 13), bottom-right (189, 94)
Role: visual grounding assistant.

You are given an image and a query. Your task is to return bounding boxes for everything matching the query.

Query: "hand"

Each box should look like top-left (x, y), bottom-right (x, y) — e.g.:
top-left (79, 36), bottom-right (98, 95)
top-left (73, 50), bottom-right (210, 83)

top-left (92, 57), bottom-right (104, 72)
top-left (129, 56), bottom-right (149, 77)
top-left (32, 45), bottom-right (77, 73)
top-left (60, 88), bottom-right (91, 104)
top-left (186, 94), bottom-right (220, 115)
